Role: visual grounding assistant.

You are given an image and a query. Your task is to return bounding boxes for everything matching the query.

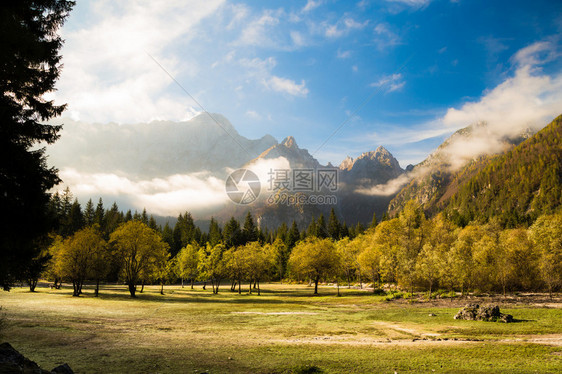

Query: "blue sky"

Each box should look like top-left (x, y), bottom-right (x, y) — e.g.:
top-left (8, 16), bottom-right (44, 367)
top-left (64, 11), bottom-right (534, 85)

top-left (52, 0), bottom-right (562, 167)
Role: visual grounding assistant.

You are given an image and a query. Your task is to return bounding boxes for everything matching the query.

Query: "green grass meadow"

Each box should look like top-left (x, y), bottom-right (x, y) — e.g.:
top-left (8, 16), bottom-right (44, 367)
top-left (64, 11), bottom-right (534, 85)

top-left (1, 283), bottom-right (561, 373)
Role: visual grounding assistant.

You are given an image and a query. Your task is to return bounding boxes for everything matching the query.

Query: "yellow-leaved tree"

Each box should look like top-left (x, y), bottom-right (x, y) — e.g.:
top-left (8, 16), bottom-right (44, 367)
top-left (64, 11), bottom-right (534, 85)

top-left (110, 221), bottom-right (169, 297)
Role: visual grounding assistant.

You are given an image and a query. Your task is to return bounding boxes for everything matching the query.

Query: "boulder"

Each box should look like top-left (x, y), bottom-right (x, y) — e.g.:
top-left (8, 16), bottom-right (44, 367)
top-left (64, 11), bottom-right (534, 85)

top-left (0, 343), bottom-right (74, 374)
top-left (454, 304), bottom-right (513, 323)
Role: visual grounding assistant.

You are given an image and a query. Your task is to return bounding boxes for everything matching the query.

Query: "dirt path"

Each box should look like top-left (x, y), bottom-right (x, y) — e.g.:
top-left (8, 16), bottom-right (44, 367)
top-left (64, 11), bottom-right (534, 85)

top-left (274, 334), bottom-right (562, 347)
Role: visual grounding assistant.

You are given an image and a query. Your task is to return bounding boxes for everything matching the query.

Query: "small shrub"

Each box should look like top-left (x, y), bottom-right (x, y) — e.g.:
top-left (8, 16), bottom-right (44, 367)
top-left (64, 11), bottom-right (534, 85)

top-left (384, 292), bottom-right (404, 301)
top-left (372, 288), bottom-right (386, 296)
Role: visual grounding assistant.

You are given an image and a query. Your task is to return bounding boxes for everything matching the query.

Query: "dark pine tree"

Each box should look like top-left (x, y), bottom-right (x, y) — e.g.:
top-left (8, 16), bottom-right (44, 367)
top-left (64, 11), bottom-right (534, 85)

top-left (369, 212), bottom-right (378, 229)
top-left (223, 217), bottom-right (242, 248)
top-left (242, 211), bottom-right (259, 243)
top-left (316, 214), bottom-right (328, 239)
top-left (208, 217), bottom-right (222, 247)
top-left (94, 198), bottom-right (105, 227)
top-left (0, 0), bottom-right (74, 290)
top-left (84, 198), bottom-right (95, 226)
top-left (285, 220), bottom-right (300, 249)
top-left (328, 208), bottom-right (341, 240)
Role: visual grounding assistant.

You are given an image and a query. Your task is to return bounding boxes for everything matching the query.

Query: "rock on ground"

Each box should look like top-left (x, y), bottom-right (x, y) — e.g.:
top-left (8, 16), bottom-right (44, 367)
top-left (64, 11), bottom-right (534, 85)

top-left (0, 342), bottom-right (74, 374)
top-left (454, 304), bottom-right (513, 323)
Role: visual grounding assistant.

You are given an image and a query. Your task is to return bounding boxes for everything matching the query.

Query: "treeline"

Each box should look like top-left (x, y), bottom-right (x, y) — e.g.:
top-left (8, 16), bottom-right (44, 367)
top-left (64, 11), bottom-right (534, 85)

top-left (39, 192), bottom-right (562, 298)
top-left (447, 114), bottom-right (562, 227)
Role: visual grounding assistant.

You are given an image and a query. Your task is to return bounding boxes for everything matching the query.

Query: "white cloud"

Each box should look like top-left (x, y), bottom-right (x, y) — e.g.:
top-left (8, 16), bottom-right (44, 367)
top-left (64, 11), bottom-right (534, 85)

top-left (235, 9), bottom-right (282, 47)
top-left (53, 0), bottom-right (225, 124)
top-left (442, 65), bottom-right (562, 137)
top-left (325, 17), bottom-right (368, 38)
top-left (303, 0), bottom-right (322, 12)
top-left (58, 168), bottom-right (229, 217)
top-left (511, 40), bottom-right (559, 67)
top-left (290, 31), bottom-right (307, 47)
top-left (356, 174), bottom-right (410, 196)
top-left (357, 40), bottom-right (562, 173)
top-left (385, 0), bottom-right (431, 7)
top-left (263, 76), bottom-right (309, 97)
top-left (373, 23), bottom-right (401, 49)
top-left (371, 73), bottom-right (405, 92)
top-left (337, 49), bottom-right (352, 59)
top-left (246, 110), bottom-right (262, 120)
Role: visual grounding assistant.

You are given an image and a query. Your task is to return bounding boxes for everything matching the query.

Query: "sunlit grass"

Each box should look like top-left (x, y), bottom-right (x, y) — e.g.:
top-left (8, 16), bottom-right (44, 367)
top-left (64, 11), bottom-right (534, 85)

top-left (0, 283), bottom-right (560, 373)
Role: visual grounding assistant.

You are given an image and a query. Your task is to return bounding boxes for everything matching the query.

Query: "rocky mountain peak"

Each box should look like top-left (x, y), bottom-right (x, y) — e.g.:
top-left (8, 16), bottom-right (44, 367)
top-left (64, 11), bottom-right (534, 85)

top-left (281, 136), bottom-right (297, 149)
top-left (339, 156), bottom-right (354, 171)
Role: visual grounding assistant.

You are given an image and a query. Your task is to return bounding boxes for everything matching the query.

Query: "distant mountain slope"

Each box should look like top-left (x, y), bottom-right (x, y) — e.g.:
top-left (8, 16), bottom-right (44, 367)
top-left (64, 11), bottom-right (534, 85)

top-left (388, 122), bottom-right (534, 216)
top-left (48, 113), bottom-right (277, 178)
top-left (232, 141), bottom-right (404, 229)
top-left (445, 114), bottom-right (562, 227)
top-left (251, 136), bottom-right (320, 169)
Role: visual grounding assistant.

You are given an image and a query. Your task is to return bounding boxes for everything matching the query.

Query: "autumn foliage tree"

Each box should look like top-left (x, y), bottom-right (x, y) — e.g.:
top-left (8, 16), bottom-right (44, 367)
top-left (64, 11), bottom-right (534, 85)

top-left (289, 237), bottom-right (340, 295)
top-left (110, 221), bottom-right (169, 297)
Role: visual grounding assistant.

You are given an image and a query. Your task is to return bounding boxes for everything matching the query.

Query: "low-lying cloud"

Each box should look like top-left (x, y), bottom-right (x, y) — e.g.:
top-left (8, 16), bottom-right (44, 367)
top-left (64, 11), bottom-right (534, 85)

top-left (58, 168), bottom-right (229, 217)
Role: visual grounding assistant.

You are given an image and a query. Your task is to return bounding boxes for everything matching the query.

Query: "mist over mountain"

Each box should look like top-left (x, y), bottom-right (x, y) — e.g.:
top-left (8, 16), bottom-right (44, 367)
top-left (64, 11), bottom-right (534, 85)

top-left (388, 121), bottom-right (536, 217)
top-left (48, 113), bottom-right (277, 179)
top-left (47, 113), bottom-right (406, 227)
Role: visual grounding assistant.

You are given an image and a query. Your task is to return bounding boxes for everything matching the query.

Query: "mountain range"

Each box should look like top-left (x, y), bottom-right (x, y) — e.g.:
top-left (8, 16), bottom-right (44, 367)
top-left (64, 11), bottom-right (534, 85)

top-left (48, 112), bottom-right (562, 229)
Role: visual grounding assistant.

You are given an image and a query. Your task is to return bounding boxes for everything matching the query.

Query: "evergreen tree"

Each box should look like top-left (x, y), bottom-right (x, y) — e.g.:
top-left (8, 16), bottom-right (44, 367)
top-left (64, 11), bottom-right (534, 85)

top-left (94, 198), bottom-right (105, 227)
top-left (66, 199), bottom-right (84, 235)
top-left (317, 214), bottom-right (328, 239)
top-left (328, 208), bottom-right (341, 240)
top-left (340, 222), bottom-right (350, 238)
top-left (141, 208), bottom-right (149, 225)
top-left (208, 217), bottom-right (222, 247)
top-left (103, 202), bottom-right (122, 238)
top-left (242, 212), bottom-right (259, 243)
top-left (277, 222), bottom-right (288, 242)
top-left (84, 199), bottom-right (95, 226)
top-left (223, 217), bottom-right (242, 248)
top-left (161, 222), bottom-right (175, 255)
top-left (0, 0), bottom-right (74, 289)
top-left (285, 221), bottom-right (300, 249)
top-left (148, 215), bottom-right (158, 231)
top-left (370, 212), bottom-right (378, 229)
top-left (307, 217), bottom-right (317, 237)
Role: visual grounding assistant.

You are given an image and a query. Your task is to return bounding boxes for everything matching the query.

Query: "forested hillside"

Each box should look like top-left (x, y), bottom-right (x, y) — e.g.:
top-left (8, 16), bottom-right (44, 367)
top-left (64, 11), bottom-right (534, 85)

top-left (446, 114), bottom-right (562, 227)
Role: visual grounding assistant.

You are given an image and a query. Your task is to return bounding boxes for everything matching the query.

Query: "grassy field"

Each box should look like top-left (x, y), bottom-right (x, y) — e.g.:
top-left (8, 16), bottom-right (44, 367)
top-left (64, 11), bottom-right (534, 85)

top-left (0, 283), bottom-right (561, 373)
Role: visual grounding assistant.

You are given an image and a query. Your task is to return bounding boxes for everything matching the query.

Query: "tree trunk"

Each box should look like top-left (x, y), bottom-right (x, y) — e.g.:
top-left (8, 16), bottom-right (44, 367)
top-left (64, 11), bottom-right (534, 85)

top-left (358, 273), bottom-right (362, 289)
top-left (337, 280), bottom-right (340, 297)
top-left (181, 278), bottom-right (184, 288)
top-left (29, 278), bottom-right (37, 292)
top-left (249, 280), bottom-right (252, 295)
top-left (95, 279), bottom-right (100, 297)
top-left (128, 282), bottom-right (137, 297)
top-left (238, 278), bottom-right (242, 294)
top-left (215, 278), bottom-right (220, 294)
top-left (160, 279), bottom-right (164, 295)
top-left (202, 281), bottom-right (206, 290)
top-left (257, 280), bottom-right (260, 296)
top-left (191, 278), bottom-right (194, 289)
top-left (314, 277), bottom-right (319, 295)
top-left (72, 280), bottom-right (79, 297)
top-left (140, 280), bottom-right (145, 293)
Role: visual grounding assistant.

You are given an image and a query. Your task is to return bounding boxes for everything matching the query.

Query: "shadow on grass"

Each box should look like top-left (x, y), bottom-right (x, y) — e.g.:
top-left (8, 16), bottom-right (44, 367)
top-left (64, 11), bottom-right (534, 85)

top-left (40, 283), bottom-right (366, 306)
